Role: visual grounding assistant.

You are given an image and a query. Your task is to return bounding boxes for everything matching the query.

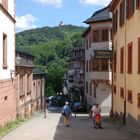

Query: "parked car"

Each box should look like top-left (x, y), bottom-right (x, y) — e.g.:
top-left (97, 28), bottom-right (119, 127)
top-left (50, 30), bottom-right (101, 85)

top-left (72, 102), bottom-right (87, 112)
top-left (46, 95), bottom-right (66, 106)
top-left (46, 96), bottom-right (54, 103)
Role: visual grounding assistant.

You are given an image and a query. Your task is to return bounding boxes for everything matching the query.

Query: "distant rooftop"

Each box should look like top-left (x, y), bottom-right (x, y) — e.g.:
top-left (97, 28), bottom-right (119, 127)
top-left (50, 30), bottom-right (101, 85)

top-left (33, 68), bottom-right (45, 75)
top-left (16, 47), bottom-right (35, 58)
top-left (84, 5), bottom-right (112, 24)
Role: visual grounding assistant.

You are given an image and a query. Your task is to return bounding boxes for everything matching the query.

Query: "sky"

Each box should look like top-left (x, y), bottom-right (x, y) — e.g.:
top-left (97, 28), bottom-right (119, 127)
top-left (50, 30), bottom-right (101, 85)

top-left (16, 0), bottom-right (112, 32)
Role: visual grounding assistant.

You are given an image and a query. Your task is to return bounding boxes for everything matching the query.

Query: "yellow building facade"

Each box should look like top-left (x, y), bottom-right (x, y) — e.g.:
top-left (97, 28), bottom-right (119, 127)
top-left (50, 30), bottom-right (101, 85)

top-left (111, 0), bottom-right (140, 126)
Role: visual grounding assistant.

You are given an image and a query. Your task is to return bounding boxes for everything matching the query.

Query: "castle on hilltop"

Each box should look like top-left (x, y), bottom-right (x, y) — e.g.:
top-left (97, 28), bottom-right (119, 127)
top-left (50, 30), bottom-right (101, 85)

top-left (59, 21), bottom-right (65, 26)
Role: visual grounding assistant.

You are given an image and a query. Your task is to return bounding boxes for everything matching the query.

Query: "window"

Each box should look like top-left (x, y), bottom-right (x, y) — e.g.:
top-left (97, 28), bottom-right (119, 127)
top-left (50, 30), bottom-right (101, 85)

top-left (2, 0), bottom-right (8, 10)
top-left (136, 0), bottom-right (140, 9)
top-left (94, 85), bottom-right (96, 97)
top-left (120, 47), bottom-right (124, 73)
top-left (89, 59), bottom-right (92, 72)
top-left (137, 93), bottom-right (140, 108)
top-left (86, 60), bottom-right (88, 72)
top-left (126, 0), bottom-right (135, 19)
top-left (120, 87), bottom-right (124, 98)
top-left (93, 30), bottom-right (99, 42)
top-left (127, 90), bottom-right (132, 103)
top-left (101, 60), bottom-right (108, 71)
top-left (114, 51), bottom-right (117, 73)
top-left (20, 76), bottom-right (24, 96)
top-left (92, 59), bottom-right (99, 71)
top-left (4, 96), bottom-right (8, 101)
top-left (90, 82), bottom-right (92, 95)
top-left (27, 75), bottom-right (31, 92)
top-left (120, 1), bottom-right (125, 27)
top-left (114, 85), bottom-right (116, 94)
top-left (113, 10), bottom-right (118, 34)
top-left (3, 33), bottom-right (7, 69)
top-left (86, 81), bottom-right (88, 94)
top-left (127, 42), bottom-right (133, 74)
top-left (86, 39), bottom-right (88, 49)
top-left (138, 37), bottom-right (140, 73)
top-left (102, 29), bottom-right (108, 41)
top-left (89, 36), bottom-right (91, 48)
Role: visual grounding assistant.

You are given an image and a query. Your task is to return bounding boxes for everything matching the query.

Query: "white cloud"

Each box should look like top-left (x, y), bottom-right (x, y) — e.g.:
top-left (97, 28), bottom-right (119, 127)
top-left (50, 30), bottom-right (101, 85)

top-left (80, 0), bottom-right (111, 6)
top-left (32, 0), bottom-right (62, 8)
top-left (16, 14), bottom-right (37, 32)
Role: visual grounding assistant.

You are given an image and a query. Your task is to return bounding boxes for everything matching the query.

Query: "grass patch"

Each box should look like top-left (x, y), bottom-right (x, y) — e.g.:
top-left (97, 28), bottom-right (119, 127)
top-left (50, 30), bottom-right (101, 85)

top-left (0, 117), bottom-right (27, 138)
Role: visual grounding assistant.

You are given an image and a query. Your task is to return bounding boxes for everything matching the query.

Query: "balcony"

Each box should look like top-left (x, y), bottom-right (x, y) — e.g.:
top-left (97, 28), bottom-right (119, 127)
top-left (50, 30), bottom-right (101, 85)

top-left (16, 57), bottom-right (34, 67)
top-left (90, 71), bottom-right (112, 81)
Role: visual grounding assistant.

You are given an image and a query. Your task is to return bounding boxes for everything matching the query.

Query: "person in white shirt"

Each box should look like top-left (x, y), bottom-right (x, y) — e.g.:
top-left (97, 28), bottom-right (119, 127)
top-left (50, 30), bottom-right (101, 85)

top-left (91, 104), bottom-right (101, 125)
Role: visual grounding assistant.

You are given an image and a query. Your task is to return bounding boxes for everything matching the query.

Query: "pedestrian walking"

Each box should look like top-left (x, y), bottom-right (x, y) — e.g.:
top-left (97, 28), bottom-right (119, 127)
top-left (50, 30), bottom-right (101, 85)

top-left (91, 104), bottom-right (101, 126)
top-left (62, 102), bottom-right (72, 127)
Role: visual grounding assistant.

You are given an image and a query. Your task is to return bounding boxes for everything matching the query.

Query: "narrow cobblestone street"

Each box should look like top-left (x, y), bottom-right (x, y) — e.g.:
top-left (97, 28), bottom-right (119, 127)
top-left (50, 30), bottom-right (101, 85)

top-left (0, 107), bottom-right (129, 140)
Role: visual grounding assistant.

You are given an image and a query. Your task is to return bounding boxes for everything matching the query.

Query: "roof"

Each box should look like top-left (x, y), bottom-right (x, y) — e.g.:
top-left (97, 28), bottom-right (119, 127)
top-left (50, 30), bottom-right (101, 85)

top-left (16, 47), bottom-right (35, 58)
top-left (33, 68), bottom-right (45, 75)
top-left (110, 0), bottom-right (120, 12)
top-left (82, 26), bottom-right (91, 37)
top-left (84, 5), bottom-right (112, 24)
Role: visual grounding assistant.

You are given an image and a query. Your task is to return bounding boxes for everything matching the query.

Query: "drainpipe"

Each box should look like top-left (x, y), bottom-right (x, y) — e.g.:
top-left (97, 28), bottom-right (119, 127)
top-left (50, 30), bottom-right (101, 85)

top-left (123, 1), bottom-right (127, 125)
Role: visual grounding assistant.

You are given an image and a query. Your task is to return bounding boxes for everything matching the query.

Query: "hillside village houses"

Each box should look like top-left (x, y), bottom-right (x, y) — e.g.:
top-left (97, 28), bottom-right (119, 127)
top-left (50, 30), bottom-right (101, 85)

top-left (110, 0), bottom-right (140, 126)
top-left (0, 0), bottom-right (45, 126)
top-left (15, 48), bottom-right (45, 117)
top-left (82, 4), bottom-right (112, 115)
top-left (63, 47), bottom-right (85, 103)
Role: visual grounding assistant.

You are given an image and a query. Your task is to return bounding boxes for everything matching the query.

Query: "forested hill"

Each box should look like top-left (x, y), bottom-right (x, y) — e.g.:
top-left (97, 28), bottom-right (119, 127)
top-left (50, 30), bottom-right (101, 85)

top-left (16, 25), bottom-right (85, 46)
top-left (16, 25), bottom-right (86, 96)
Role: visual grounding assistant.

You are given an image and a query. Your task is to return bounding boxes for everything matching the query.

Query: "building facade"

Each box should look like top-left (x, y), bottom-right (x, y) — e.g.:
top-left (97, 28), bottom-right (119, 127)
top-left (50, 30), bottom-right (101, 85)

top-left (83, 5), bottom-right (112, 114)
top-left (0, 0), bottom-right (16, 125)
top-left (69, 47), bottom-right (85, 102)
top-left (15, 48), bottom-right (34, 117)
top-left (32, 68), bottom-right (45, 112)
top-left (110, 0), bottom-right (140, 126)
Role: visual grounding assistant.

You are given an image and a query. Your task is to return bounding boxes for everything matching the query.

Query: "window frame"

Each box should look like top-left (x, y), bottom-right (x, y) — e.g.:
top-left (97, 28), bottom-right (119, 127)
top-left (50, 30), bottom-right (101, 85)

top-left (127, 90), bottom-right (133, 103)
top-left (86, 60), bottom-right (88, 72)
top-left (126, 0), bottom-right (135, 20)
top-left (127, 42), bottom-right (133, 74)
top-left (86, 81), bottom-right (88, 94)
top-left (94, 85), bottom-right (96, 97)
top-left (138, 37), bottom-right (140, 73)
top-left (3, 33), bottom-right (8, 69)
top-left (120, 47), bottom-right (124, 73)
top-left (93, 30), bottom-right (100, 42)
top-left (136, 0), bottom-right (140, 9)
top-left (114, 51), bottom-right (117, 73)
top-left (113, 10), bottom-right (118, 34)
top-left (101, 29), bottom-right (109, 41)
top-left (119, 1), bottom-right (125, 27)
top-left (120, 87), bottom-right (124, 98)
top-left (90, 82), bottom-right (92, 95)
top-left (137, 93), bottom-right (140, 108)
top-left (114, 85), bottom-right (116, 94)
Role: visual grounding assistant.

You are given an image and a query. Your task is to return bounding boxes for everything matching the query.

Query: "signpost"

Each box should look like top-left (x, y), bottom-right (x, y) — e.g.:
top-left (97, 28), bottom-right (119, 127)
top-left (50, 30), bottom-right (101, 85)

top-left (94, 50), bottom-right (113, 60)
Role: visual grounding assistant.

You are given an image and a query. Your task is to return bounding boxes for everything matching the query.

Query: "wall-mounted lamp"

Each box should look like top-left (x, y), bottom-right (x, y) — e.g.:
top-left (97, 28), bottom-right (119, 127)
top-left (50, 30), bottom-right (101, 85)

top-left (10, 69), bottom-right (15, 79)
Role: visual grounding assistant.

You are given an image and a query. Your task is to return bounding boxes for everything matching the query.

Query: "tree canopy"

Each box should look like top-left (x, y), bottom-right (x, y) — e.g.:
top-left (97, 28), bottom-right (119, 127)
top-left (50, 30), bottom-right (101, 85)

top-left (16, 25), bottom-right (85, 96)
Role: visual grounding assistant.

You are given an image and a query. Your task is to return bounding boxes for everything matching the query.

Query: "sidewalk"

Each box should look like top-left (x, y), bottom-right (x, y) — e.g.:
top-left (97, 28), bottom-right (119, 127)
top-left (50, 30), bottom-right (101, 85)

top-left (0, 109), bottom-right (129, 140)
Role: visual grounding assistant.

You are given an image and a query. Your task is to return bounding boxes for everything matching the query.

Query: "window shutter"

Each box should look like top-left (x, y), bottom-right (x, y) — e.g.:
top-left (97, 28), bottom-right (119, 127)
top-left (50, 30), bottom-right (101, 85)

top-left (136, 0), bottom-right (139, 8)
top-left (126, 0), bottom-right (129, 19)
top-left (116, 10), bottom-right (118, 32)
top-left (132, 0), bottom-right (135, 14)
top-left (138, 37), bottom-right (140, 73)
top-left (128, 43), bottom-right (133, 74)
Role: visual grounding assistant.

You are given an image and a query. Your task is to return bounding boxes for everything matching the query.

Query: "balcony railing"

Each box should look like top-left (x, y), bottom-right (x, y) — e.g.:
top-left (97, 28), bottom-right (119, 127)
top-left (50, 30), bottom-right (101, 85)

top-left (16, 57), bottom-right (34, 67)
